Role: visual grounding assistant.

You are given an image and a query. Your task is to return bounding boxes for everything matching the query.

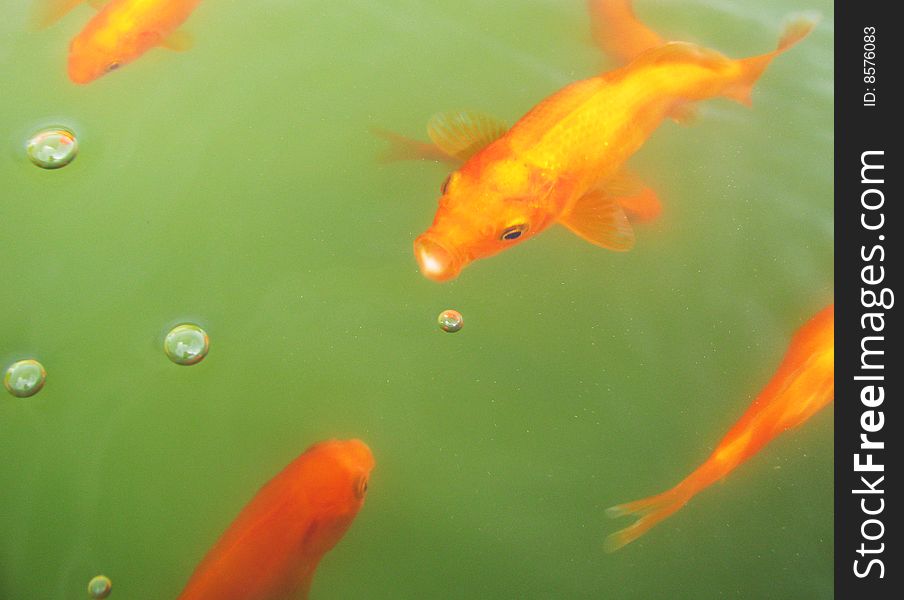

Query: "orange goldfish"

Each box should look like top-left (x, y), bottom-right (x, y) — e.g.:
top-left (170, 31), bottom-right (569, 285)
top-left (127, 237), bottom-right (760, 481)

top-left (386, 1), bottom-right (814, 281)
top-left (605, 304), bottom-right (834, 552)
top-left (35, 0), bottom-right (201, 83)
top-left (177, 439), bottom-right (375, 600)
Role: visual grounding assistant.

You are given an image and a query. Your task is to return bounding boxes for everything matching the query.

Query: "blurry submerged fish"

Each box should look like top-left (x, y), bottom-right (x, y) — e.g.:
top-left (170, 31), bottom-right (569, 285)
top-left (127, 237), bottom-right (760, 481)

top-left (605, 304), bottom-right (834, 552)
top-left (380, 1), bottom-right (815, 281)
top-left (177, 439), bottom-right (375, 600)
top-left (34, 0), bottom-right (202, 83)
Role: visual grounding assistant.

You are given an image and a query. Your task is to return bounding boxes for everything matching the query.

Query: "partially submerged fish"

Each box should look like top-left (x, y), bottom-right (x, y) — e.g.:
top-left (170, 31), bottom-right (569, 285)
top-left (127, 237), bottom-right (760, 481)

top-left (35, 0), bottom-right (201, 83)
top-left (381, 1), bottom-right (815, 281)
top-left (605, 304), bottom-right (834, 551)
top-left (177, 439), bottom-right (375, 600)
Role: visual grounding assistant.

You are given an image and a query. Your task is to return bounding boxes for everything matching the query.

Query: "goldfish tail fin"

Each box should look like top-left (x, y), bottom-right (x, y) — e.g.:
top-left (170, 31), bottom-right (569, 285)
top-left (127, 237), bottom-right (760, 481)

top-left (604, 488), bottom-right (688, 552)
top-left (370, 127), bottom-right (450, 164)
top-left (726, 15), bottom-right (818, 106)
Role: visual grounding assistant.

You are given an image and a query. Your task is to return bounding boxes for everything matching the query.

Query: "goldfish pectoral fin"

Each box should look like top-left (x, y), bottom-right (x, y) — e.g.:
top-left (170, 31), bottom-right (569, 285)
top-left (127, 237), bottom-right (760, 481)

top-left (161, 29), bottom-right (195, 51)
top-left (558, 189), bottom-right (634, 251)
top-left (600, 168), bottom-right (644, 196)
top-left (604, 490), bottom-right (687, 553)
top-left (668, 102), bottom-right (698, 125)
top-left (370, 127), bottom-right (457, 165)
top-left (600, 169), bottom-right (663, 222)
top-left (426, 110), bottom-right (508, 162)
top-left (617, 187), bottom-right (662, 222)
top-left (30, 0), bottom-right (87, 29)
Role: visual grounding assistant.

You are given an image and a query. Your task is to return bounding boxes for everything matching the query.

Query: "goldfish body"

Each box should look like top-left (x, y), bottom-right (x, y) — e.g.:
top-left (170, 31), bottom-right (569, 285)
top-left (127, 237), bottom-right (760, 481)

top-left (605, 304), bottom-right (834, 551)
top-left (390, 1), bottom-right (814, 281)
top-left (177, 439), bottom-right (375, 600)
top-left (35, 0), bottom-right (202, 83)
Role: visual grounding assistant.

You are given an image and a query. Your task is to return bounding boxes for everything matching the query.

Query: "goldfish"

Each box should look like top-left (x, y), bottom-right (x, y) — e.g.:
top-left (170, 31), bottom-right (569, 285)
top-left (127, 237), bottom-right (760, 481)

top-left (34, 0), bottom-right (201, 83)
top-left (177, 439), bottom-right (375, 600)
top-left (381, 1), bottom-right (815, 281)
top-left (605, 304), bottom-right (834, 552)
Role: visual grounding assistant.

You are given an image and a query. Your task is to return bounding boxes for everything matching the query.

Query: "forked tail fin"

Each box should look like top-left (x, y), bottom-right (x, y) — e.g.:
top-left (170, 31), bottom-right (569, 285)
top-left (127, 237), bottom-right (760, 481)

top-left (726, 16), bottom-right (818, 106)
top-left (604, 487), bottom-right (689, 552)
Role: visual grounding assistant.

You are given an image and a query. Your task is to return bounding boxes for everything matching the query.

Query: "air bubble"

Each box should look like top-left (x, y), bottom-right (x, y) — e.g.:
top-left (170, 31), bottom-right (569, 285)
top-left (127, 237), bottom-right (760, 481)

top-left (438, 309), bottom-right (463, 333)
top-left (26, 127), bottom-right (78, 169)
top-left (87, 575), bottom-right (112, 599)
top-left (164, 323), bottom-right (209, 365)
top-left (3, 359), bottom-right (46, 397)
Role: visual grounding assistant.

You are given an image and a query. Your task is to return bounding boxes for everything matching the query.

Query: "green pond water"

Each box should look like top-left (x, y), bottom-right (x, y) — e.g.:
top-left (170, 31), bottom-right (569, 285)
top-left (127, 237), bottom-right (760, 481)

top-left (1, 0), bottom-right (833, 598)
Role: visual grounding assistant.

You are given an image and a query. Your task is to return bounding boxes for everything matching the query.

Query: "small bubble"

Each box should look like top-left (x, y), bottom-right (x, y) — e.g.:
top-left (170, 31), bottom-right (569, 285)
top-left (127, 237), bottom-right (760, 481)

top-left (3, 359), bottom-right (47, 398)
top-left (87, 575), bottom-right (112, 599)
top-left (164, 323), bottom-right (210, 365)
top-left (438, 309), bottom-right (463, 333)
top-left (26, 127), bottom-right (78, 169)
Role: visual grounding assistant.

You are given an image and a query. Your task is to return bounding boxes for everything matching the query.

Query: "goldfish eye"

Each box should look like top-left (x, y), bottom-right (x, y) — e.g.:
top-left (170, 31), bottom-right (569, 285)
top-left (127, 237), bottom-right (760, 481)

top-left (440, 174), bottom-right (452, 195)
top-left (353, 476), bottom-right (369, 500)
top-left (500, 224), bottom-right (528, 241)
top-left (105, 61), bottom-right (121, 73)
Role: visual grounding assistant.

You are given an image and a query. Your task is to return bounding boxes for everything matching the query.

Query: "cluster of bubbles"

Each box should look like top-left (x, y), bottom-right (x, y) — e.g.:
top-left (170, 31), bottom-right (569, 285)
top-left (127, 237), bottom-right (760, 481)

top-left (3, 324), bottom-right (210, 399)
top-left (87, 575), bottom-right (112, 599)
top-left (19, 109), bottom-right (472, 592)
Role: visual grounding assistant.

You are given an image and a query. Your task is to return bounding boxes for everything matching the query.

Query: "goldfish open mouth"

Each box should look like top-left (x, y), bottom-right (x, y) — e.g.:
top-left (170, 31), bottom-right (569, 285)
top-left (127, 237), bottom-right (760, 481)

top-left (413, 235), bottom-right (462, 281)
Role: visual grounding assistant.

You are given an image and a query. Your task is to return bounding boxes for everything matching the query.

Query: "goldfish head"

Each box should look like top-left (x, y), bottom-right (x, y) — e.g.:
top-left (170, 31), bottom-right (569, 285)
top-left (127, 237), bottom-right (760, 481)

top-left (68, 25), bottom-right (162, 84)
top-left (294, 439), bottom-right (375, 554)
top-left (414, 160), bottom-right (557, 281)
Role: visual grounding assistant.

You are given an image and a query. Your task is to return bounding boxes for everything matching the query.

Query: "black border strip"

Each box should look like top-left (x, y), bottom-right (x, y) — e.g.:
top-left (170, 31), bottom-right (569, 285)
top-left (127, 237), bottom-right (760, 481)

top-left (835, 1), bottom-right (899, 596)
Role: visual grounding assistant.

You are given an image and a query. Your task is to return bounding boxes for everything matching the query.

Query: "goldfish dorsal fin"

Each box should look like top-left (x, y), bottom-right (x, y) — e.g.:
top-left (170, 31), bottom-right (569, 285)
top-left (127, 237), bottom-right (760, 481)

top-left (370, 127), bottom-right (457, 165)
top-left (30, 0), bottom-right (89, 29)
top-left (588, 0), bottom-right (665, 65)
top-left (559, 188), bottom-right (634, 251)
top-left (161, 29), bottom-right (195, 51)
top-left (427, 111), bottom-right (508, 162)
top-left (601, 169), bottom-right (662, 222)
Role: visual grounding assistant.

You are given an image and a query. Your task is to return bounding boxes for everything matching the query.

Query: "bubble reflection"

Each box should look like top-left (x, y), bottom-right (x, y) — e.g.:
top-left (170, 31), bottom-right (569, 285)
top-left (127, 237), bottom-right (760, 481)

top-left (26, 127), bottom-right (78, 169)
top-left (164, 323), bottom-right (209, 365)
top-left (3, 359), bottom-right (46, 398)
top-left (438, 309), bottom-right (463, 333)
